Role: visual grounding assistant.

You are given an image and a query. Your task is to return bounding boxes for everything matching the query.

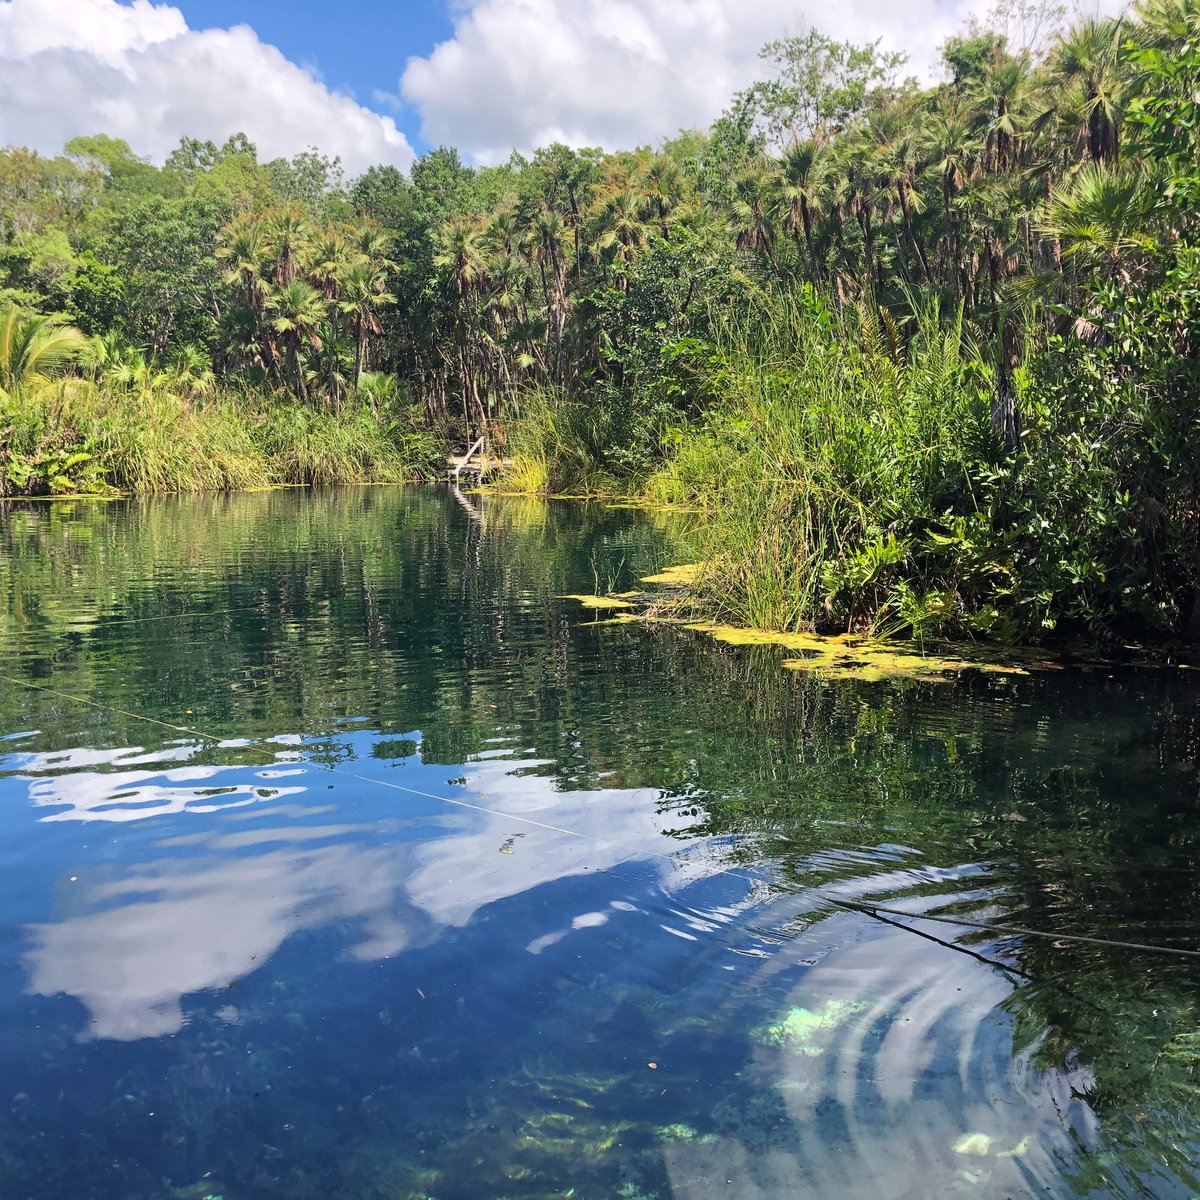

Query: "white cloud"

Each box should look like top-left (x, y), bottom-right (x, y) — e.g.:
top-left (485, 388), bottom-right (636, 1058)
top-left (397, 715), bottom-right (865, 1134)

top-left (0, 0), bottom-right (415, 174)
top-left (400, 0), bottom-right (1124, 163)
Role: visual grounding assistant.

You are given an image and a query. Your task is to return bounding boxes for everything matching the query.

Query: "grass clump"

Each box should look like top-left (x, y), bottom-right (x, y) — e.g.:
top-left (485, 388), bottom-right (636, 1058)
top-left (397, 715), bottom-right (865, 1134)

top-left (496, 386), bottom-right (636, 497)
top-left (0, 381), bottom-right (440, 496)
top-left (252, 403), bottom-right (435, 487)
top-left (648, 288), bottom-right (997, 637)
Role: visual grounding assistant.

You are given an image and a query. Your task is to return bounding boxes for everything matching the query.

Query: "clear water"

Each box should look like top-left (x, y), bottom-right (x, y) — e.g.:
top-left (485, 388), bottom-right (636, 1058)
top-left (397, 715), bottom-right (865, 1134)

top-left (1, 487), bottom-right (1199, 1200)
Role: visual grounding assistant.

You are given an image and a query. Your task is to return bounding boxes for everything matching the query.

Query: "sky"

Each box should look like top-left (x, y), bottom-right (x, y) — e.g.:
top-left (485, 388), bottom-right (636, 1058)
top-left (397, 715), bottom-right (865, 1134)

top-left (0, 0), bottom-right (1122, 177)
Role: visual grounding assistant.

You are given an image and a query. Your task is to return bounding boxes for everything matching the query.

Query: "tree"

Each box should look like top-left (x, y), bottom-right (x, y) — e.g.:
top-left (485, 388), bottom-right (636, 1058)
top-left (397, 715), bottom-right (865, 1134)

top-left (269, 280), bottom-right (325, 403)
top-left (340, 260), bottom-right (395, 387)
top-left (1046, 18), bottom-right (1127, 164)
top-left (737, 28), bottom-right (908, 149)
top-left (777, 140), bottom-right (824, 276)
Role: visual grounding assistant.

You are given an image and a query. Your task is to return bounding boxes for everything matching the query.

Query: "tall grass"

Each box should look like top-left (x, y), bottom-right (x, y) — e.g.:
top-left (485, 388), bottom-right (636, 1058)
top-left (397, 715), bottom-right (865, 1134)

top-left (496, 386), bottom-right (632, 496)
top-left (649, 290), bottom-right (998, 632)
top-left (0, 381), bottom-right (439, 496)
top-left (252, 404), bottom-right (430, 487)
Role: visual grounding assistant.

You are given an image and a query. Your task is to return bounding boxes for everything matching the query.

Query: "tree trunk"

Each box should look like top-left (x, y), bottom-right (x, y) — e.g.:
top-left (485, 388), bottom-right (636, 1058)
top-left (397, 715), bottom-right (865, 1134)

top-left (899, 185), bottom-right (931, 282)
top-left (288, 341), bottom-right (308, 405)
top-left (991, 313), bottom-right (1022, 453)
top-left (354, 323), bottom-right (366, 389)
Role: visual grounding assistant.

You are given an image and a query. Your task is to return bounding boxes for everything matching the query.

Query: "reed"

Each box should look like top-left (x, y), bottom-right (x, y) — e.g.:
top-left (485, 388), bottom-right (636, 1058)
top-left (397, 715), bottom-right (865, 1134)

top-left (0, 381), bottom-right (437, 496)
top-left (648, 290), bottom-right (996, 632)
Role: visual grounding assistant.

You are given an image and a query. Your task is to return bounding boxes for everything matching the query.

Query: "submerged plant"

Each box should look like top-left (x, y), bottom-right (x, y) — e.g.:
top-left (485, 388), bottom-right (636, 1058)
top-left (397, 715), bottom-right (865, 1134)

top-left (754, 999), bottom-right (867, 1054)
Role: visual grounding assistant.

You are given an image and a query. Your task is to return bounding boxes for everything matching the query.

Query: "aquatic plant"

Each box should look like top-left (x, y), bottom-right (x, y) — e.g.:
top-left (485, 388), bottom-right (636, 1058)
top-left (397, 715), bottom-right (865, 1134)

top-left (753, 999), bottom-right (865, 1055)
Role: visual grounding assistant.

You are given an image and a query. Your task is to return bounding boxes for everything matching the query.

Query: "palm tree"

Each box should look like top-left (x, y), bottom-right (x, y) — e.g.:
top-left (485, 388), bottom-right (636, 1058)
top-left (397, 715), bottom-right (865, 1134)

top-left (730, 162), bottom-right (780, 272)
top-left (434, 217), bottom-right (494, 434)
top-left (643, 154), bottom-right (687, 237)
top-left (1047, 18), bottom-right (1127, 164)
top-left (269, 280), bottom-right (325, 404)
top-left (356, 370), bottom-right (403, 413)
top-left (526, 205), bottom-right (570, 378)
top-left (1132, 0), bottom-right (1200, 46)
top-left (777, 140), bottom-right (824, 278)
top-left (310, 321), bottom-right (353, 410)
top-left (970, 49), bottom-right (1032, 176)
top-left (921, 101), bottom-right (981, 294)
top-left (872, 109), bottom-right (932, 283)
top-left (434, 218), bottom-right (490, 298)
top-left (0, 306), bottom-right (87, 398)
top-left (349, 222), bottom-right (395, 270)
top-left (216, 213), bottom-right (268, 319)
top-left (591, 185), bottom-right (653, 269)
top-left (157, 344), bottom-right (215, 398)
top-left (1039, 162), bottom-right (1164, 284)
top-left (339, 261), bottom-right (396, 388)
top-left (268, 209), bottom-right (311, 288)
top-left (486, 208), bottom-right (522, 258)
top-left (309, 229), bottom-right (351, 301)
top-left (842, 135), bottom-right (881, 291)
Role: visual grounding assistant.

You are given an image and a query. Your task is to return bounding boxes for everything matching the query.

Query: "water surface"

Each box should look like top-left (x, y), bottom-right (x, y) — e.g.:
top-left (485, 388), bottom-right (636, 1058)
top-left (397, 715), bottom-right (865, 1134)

top-left (1, 487), bottom-right (1199, 1199)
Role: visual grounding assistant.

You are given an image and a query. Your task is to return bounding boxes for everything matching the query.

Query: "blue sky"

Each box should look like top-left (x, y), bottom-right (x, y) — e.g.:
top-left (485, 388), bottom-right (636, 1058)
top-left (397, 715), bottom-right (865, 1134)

top-left (171, 0), bottom-right (452, 152)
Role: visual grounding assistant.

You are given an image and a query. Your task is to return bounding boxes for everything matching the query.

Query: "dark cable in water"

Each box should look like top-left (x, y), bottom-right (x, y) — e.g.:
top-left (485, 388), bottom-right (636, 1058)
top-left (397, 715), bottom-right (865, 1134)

top-left (821, 897), bottom-right (1200, 959)
top-left (5, 671), bottom-right (1200, 963)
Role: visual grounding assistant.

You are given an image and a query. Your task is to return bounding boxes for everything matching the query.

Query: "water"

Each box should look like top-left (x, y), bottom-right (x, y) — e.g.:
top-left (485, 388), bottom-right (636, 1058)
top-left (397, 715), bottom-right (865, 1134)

top-left (1, 487), bottom-right (1199, 1200)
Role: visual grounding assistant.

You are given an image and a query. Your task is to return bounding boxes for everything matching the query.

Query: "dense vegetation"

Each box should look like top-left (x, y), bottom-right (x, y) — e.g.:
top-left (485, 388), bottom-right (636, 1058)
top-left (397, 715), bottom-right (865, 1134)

top-left (2, 0), bottom-right (1199, 642)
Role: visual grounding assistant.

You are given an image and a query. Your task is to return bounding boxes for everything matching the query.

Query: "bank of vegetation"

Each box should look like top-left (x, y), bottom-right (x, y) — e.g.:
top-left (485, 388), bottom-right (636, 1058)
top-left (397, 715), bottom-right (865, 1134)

top-left (1, 0), bottom-right (1198, 642)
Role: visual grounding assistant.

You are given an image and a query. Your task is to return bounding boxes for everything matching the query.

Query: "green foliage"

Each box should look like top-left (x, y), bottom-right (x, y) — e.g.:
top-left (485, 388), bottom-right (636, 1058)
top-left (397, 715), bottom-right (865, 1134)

top-left (254, 401), bottom-right (435, 487)
top-left (735, 28), bottom-right (909, 148)
top-left (0, 305), bottom-right (87, 396)
top-left (499, 387), bottom-right (624, 495)
top-left (648, 290), bottom-right (998, 633)
top-left (0, 388), bottom-right (107, 496)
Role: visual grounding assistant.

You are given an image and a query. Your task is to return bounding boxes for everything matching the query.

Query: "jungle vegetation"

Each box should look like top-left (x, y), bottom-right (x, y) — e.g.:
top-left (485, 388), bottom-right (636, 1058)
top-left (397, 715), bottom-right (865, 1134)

top-left (1, 0), bottom-right (1199, 641)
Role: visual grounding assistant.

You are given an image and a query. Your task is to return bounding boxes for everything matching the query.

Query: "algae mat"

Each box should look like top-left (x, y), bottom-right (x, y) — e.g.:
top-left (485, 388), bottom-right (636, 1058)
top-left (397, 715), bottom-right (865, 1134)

top-left (570, 556), bottom-right (1058, 682)
top-left (681, 622), bottom-right (1049, 683)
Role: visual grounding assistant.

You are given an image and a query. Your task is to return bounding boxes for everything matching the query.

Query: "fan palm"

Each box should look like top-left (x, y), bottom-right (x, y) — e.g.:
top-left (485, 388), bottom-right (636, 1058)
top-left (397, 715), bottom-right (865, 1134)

top-left (777, 140), bottom-right (824, 277)
top-left (970, 50), bottom-right (1032, 175)
top-left (216, 214), bottom-right (268, 318)
top-left (269, 280), bottom-right (325, 403)
top-left (1039, 162), bottom-right (1164, 282)
top-left (591, 186), bottom-right (653, 266)
top-left (338, 262), bottom-right (396, 386)
top-left (434, 219), bottom-right (490, 298)
top-left (0, 306), bottom-right (87, 398)
top-left (730, 163), bottom-right (780, 272)
top-left (269, 210), bottom-right (311, 288)
top-left (356, 370), bottom-right (403, 412)
top-left (1133, 0), bottom-right (1200, 45)
top-left (310, 230), bottom-right (352, 301)
top-left (1046, 18), bottom-right (1127, 164)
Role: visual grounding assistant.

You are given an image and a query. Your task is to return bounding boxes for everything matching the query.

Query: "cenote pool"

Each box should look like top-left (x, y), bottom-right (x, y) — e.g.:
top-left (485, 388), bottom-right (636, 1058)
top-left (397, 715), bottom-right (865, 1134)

top-left (1, 486), bottom-right (1199, 1199)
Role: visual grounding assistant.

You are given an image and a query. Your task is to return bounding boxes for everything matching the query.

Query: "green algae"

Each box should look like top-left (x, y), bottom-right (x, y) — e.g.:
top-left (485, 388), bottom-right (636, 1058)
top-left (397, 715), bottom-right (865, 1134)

top-left (639, 563), bottom-right (704, 586)
top-left (685, 623), bottom-right (1046, 682)
top-left (562, 594), bottom-right (636, 610)
top-left (754, 999), bottom-right (866, 1055)
top-left (566, 564), bottom-right (1068, 682)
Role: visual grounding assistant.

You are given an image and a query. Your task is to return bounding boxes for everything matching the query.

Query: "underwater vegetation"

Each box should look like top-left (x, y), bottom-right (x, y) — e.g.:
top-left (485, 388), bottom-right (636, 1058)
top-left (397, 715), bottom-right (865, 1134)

top-left (753, 999), bottom-right (866, 1055)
